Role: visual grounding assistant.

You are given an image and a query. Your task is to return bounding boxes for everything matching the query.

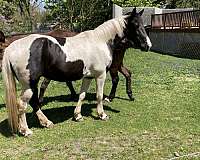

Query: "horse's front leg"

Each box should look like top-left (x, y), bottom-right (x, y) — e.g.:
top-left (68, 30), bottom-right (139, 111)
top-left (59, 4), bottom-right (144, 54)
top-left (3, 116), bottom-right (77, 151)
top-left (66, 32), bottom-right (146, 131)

top-left (96, 71), bottom-right (109, 120)
top-left (74, 78), bottom-right (92, 121)
top-left (119, 66), bottom-right (134, 101)
top-left (106, 68), bottom-right (119, 102)
top-left (39, 78), bottom-right (51, 104)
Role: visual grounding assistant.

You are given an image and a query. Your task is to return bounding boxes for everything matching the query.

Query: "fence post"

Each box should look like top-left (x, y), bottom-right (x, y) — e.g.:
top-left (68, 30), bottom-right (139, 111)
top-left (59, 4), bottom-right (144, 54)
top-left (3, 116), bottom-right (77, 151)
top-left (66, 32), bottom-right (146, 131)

top-left (164, 14), bottom-right (166, 30)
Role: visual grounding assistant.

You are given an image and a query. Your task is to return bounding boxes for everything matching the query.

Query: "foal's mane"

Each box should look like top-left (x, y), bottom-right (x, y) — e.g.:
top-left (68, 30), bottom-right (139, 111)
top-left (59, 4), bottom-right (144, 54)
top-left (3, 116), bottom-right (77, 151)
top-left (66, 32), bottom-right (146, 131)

top-left (91, 16), bottom-right (128, 42)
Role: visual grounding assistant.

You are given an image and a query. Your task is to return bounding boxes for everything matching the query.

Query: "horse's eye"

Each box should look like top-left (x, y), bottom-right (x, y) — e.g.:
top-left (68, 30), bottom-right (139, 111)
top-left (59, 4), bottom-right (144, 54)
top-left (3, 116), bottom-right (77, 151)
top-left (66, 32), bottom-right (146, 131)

top-left (132, 21), bottom-right (139, 28)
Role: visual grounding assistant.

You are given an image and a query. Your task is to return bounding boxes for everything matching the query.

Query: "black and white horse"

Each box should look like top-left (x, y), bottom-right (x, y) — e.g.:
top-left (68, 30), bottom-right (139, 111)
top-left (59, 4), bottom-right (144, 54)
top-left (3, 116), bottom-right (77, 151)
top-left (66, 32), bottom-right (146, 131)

top-left (2, 8), bottom-right (151, 136)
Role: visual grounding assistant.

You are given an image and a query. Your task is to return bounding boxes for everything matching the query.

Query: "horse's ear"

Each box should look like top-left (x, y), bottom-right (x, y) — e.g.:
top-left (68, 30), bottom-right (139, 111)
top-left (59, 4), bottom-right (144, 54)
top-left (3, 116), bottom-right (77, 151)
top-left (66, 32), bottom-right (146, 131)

top-left (139, 9), bottom-right (144, 16)
top-left (131, 7), bottom-right (137, 17)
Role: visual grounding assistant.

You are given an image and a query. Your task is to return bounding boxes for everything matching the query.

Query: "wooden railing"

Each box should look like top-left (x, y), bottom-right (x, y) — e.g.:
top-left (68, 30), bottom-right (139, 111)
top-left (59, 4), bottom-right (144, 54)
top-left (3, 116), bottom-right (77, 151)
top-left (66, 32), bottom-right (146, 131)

top-left (151, 10), bottom-right (200, 29)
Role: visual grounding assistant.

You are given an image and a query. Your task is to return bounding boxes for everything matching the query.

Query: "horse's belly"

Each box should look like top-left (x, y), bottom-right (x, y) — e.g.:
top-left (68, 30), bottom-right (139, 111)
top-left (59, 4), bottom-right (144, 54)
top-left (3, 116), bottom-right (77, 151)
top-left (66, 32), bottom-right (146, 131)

top-left (44, 59), bottom-right (85, 82)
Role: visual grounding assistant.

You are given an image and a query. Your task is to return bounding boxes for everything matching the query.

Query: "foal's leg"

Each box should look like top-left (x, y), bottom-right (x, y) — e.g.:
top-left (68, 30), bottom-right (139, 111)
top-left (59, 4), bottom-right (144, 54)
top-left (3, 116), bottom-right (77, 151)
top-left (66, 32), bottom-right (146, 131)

top-left (39, 78), bottom-right (51, 104)
top-left (39, 79), bottom-right (77, 104)
top-left (119, 66), bottom-right (134, 101)
top-left (96, 72), bottom-right (109, 120)
top-left (106, 68), bottom-right (119, 102)
top-left (74, 78), bottom-right (92, 121)
top-left (30, 82), bottom-right (53, 128)
top-left (18, 88), bottom-right (33, 136)
top-left (66, 81), bottom-right (77, 100)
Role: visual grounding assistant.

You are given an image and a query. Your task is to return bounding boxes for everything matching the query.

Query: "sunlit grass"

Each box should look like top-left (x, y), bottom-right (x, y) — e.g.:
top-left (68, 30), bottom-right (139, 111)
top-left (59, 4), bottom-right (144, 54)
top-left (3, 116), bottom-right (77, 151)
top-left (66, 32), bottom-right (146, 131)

top-left (0, 49), bottom-right (199, 159)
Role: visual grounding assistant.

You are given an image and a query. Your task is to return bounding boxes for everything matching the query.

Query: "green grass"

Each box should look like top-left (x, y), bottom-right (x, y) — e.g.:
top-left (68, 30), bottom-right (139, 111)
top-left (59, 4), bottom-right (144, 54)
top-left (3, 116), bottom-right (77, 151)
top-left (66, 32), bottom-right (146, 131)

top-left (0, 49), bottom-right (199, 159)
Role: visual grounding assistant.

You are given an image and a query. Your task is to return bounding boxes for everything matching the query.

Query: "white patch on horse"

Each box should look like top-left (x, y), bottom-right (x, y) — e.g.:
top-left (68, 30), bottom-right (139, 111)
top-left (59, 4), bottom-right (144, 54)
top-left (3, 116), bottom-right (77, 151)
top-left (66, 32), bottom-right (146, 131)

top-left (62, 17), bottom-right (127, 78)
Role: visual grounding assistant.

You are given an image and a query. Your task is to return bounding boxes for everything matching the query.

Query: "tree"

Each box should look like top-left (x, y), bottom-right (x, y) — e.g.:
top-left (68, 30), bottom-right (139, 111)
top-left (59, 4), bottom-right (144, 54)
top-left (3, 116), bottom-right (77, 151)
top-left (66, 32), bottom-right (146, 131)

top-left (0, 0), bottom-right (48, 34)
top-left (112, 0), bottom-right (154, 7)
top-left (152, 0), bottom-right (200, 9)
top-left (112, 0), bottom-right (200, 8)
top-left (44, 0), bottom-right (112, 31)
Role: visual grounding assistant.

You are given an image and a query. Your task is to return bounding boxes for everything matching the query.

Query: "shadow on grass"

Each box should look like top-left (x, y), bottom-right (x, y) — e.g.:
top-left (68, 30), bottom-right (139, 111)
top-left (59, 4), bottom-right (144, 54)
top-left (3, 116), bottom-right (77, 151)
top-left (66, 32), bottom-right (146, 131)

top-left (114, 96), bottom-right (130, 101)
top-left (41, 93), bottom-right (96, 106)
top-left (0, 103), bottom-right (5, 109)
top-left (152, 49), bottom-right (200, 60)
top-left (41, 93), bottom-right (131, 106)
top-left (0, 119), bottom-right (13, 137)
top-left (0, 98), bottom-right (120, 137)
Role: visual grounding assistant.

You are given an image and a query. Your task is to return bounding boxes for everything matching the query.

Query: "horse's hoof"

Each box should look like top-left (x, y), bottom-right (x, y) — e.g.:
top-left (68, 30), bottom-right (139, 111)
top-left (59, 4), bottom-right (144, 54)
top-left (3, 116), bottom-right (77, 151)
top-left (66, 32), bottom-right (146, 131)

top-left (99, 113), bottom-right (109, 121)
top-left (101, 115), bottom-right (109, 121)
top-left (40, 120), bottom-right (54, 128)
top-left (74, 114), bottom-right (84, 122)
top-left (128, 93), bottom-right (135, 101)
top-left (19, 128), bottom-right (33, 137)
top-left (76, 117), bottom-right (84, 122)
top-left (104, 97), bottom-right (111, 102)
top-left (104, 96), bottom-right (113, 102)
top-left (46, 121), bottom-right (54, 128)
top-left (129, 97), bottom-right (135, 101)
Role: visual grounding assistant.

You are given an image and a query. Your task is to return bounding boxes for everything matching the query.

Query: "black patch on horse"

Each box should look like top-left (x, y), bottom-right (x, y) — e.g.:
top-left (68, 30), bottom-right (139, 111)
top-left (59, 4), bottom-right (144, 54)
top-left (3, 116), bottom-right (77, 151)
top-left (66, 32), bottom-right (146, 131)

top-left (27, 37), bottom-right (84, 83)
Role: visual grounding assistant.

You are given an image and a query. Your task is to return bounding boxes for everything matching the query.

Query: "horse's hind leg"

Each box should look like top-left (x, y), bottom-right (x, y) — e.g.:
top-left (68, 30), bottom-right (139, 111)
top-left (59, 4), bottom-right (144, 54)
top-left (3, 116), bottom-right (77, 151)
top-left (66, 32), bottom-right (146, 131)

top-left (74, 78), bottom-right (92, 121)
top-left (96, 72), bottom-right (108, 120)
top-left (119, 66), bottom-right (134, 101)
top-left (18, 88), bottom-right (33, 136)
top-left (66, 81), bottom-right (77, 100)
top-left (39, 78), bottom-right (51, 104)
top-left (30, 81), bottom-right (53, 128)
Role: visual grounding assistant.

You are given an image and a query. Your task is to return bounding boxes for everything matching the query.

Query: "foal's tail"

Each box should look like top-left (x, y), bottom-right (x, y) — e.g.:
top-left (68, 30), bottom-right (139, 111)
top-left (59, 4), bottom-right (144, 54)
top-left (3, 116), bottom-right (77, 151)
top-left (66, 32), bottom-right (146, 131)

top-left (2, 51), bottom-right (18, 133)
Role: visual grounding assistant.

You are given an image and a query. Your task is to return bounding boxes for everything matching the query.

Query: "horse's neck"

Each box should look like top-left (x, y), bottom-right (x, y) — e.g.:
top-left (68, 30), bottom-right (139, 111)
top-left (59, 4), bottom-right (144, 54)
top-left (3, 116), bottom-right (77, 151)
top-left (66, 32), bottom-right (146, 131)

top-left (92, 18), bottom-right (125, 43)
top-left (92, 29), bottom-right (120, 43)
top-left (108, 35), bottom-right (129, 52)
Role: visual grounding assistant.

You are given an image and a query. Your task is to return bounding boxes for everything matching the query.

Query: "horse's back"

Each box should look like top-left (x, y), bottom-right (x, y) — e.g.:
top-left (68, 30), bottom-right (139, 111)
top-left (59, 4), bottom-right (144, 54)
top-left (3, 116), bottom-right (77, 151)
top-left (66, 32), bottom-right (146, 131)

top-left (5, 32), bottom-right (112, 81)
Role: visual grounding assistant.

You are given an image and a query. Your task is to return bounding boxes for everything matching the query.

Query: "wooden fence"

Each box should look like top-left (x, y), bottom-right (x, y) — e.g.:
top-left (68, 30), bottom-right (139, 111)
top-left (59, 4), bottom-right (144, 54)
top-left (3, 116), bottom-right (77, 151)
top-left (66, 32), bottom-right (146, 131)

top-left (151, 10), bottom-right (200, 30)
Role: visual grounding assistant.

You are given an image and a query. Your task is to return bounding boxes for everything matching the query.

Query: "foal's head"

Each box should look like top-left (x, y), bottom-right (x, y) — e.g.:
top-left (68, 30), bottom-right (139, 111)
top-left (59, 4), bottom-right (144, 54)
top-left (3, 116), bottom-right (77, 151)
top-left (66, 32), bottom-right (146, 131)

top-left (124, 8), bottom-right (152, 51)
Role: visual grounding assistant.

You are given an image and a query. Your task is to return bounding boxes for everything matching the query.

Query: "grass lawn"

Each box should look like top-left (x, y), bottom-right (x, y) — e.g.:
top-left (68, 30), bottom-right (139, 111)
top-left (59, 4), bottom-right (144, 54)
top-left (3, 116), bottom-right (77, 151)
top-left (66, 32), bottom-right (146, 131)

top-left (0, 49), bottom-right (199, 159)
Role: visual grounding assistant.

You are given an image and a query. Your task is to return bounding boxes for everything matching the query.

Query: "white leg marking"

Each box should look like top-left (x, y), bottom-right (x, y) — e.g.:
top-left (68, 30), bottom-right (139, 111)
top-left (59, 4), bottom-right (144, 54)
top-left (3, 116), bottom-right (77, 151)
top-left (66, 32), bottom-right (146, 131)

top-left (74, 78), bottom-right (92, 121)
top-left (96, 72), bottom-right (109, 120)
top-left (36, 109), bottom-right (54, 128)
top-left (146, 36), bottom-right (152, 48)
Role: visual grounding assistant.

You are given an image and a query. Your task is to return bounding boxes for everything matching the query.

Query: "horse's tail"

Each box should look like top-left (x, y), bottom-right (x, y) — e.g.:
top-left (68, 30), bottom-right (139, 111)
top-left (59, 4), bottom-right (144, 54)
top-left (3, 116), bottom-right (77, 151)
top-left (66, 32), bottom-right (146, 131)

top-left (2, 50), bottom-right (18, 133)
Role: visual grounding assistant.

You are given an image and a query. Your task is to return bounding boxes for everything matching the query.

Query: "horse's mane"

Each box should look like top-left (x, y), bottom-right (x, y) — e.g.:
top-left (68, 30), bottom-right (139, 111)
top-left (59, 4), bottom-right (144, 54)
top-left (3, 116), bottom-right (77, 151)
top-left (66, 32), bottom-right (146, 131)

top-left (92, 16), bottom-right (128, 42)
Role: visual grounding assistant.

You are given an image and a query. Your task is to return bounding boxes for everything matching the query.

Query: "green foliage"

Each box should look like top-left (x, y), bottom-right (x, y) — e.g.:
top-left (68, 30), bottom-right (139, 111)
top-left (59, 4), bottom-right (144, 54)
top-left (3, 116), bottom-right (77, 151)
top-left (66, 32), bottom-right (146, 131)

top-left (112, 0), bottom-right (155, 7)
top-left (0, 0), bottom-right (16, 20)
top-left (0, 0), bottom-right (19, 34)
top-left (112, 0), bottom-right (200, 8)
top-left (152, 0), bottom-right (200, 8)
top-left (44, 0), bottom-right (112, 31)
top-left (0, 0), bottom-right (48, 35)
